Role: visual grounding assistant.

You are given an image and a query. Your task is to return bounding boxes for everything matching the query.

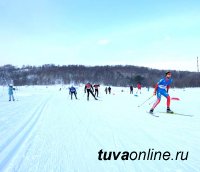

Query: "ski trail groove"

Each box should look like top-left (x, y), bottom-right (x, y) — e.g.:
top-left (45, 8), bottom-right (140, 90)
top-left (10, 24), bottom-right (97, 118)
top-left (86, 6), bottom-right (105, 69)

top-left (0, 99), bottom-right (46, 153)
top-left (0, 97), bottom-right (50, 171)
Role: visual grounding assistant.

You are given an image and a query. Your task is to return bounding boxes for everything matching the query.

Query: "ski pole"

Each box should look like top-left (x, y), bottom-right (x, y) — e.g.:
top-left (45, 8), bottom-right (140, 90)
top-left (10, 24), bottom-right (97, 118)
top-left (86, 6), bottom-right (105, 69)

top-left (148, 99), bottom-right (155, 105)
top-left (137, 95), bottom-right (154, 107)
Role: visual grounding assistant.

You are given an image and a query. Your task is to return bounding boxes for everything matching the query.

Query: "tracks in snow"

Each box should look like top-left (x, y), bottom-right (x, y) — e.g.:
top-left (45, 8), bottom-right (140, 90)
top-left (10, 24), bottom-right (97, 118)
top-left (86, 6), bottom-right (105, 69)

top-left (0, 96), bottom-right (51, 171)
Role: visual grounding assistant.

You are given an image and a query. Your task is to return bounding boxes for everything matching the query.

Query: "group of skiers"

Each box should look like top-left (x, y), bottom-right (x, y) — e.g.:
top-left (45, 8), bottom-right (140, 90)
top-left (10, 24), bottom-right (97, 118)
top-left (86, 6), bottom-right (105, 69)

top-left (5, 71), bottom-right (174, 113)
top-left (69, 84), bottom-right (115, 101)
top-left (69, 83), bottom-right (142, 101)
top-left (68, 83), bottom-right (102, 101)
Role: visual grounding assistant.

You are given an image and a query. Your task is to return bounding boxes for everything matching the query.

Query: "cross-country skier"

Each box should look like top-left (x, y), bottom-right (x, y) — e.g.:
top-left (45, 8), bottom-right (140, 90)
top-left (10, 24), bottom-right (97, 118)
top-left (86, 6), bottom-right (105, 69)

top-left (108, 86), bottom-right (111, 94)
top-left (149, 71), bottom-right (173, 114)
top-left (8, 84), bottom-right (15, 101)
top-left (130, 85), bottom-right (133, 94)
top-left (105, 87), bottom-right (108, 94)
top-left (84, 83), bottom-right (97, 101)
top-left (93, 84), bottom-right (100, 97)
top-left (69, 86), bottom-right (77, 100)
top-left (136, 82), bottom-right (142, 94)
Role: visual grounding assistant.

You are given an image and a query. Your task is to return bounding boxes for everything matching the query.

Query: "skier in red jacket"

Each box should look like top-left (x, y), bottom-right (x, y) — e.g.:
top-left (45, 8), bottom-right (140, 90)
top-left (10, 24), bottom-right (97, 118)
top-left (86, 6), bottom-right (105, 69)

top-left (84, 83), bottom-right (98, 101)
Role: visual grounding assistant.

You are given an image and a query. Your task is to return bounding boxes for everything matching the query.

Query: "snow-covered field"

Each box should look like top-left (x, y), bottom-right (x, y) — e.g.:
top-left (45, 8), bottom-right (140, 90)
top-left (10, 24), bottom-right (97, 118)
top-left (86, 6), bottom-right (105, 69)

top-left (0, 85), bottom-right (199, 172)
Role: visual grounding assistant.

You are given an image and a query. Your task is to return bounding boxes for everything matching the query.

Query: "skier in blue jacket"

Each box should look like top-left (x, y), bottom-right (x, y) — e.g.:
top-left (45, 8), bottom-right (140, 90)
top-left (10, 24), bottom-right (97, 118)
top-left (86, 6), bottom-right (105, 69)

top-left (69, 86), bottom-right (77, 100)
top-left (8, 84), bottom-right (15, 101)
top-left (149, 71), bottom-right (173, 114)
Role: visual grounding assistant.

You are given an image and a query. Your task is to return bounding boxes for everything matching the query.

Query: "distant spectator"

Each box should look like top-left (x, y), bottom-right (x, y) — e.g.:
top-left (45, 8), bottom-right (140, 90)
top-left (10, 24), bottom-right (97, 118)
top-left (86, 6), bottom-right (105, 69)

top-left (8, 84), bottom-right (15, 101)
top-left (136, 82), bottom-right (142, 94)
top-left (130, 85), bottom-right (133, 94)
top-left (108, 86), bottom-right (111, 94)
top-left (105, 87), bottom-right (108, 94)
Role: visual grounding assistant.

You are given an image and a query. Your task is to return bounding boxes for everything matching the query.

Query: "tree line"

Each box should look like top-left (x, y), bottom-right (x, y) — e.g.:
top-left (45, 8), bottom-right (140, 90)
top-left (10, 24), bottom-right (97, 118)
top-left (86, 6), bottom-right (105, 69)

top-left (0, 64), bottom-right (200, 87)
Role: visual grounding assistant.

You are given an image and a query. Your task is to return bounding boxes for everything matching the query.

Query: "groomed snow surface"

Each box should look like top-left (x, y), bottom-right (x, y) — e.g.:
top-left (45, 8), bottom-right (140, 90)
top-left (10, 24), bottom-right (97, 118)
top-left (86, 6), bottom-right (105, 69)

top-left (0, 85), bottom-right (199, 172)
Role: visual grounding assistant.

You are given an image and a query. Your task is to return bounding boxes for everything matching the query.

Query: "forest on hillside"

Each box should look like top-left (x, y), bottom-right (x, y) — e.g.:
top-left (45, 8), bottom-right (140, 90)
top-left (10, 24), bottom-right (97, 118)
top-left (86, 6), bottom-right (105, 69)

top-left (0, 64), bottom-right (200, 87)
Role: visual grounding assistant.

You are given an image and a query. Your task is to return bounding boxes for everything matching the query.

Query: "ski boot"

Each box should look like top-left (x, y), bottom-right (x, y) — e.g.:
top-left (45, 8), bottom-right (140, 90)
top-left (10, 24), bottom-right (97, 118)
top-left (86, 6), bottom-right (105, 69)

top-left (167, 107), bottom-right (174, 114)
top-left (149, 109), bottom-right (154, 114)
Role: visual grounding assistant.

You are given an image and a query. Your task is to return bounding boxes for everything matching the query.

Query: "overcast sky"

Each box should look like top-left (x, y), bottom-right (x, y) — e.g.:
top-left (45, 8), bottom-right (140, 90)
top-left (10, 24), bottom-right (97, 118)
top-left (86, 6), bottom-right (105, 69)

top-left (0, 0), bottom-right (200, 71)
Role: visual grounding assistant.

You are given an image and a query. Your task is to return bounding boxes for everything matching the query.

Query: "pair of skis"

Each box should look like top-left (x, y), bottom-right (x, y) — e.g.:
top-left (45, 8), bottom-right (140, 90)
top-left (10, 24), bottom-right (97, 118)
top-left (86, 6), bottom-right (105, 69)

top-left (147, 111), bottom-right (193, 117)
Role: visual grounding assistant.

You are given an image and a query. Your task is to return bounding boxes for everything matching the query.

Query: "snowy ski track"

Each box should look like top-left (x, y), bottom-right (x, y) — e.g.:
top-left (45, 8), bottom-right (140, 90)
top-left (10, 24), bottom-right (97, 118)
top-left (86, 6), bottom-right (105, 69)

top-left (0, 86), bottom-right (200, 172)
